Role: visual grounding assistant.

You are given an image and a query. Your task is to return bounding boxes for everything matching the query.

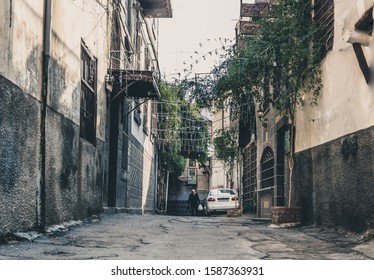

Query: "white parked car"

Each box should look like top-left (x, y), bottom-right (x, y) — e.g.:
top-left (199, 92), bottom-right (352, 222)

top-left (204, 188), bottom-right (239, 215)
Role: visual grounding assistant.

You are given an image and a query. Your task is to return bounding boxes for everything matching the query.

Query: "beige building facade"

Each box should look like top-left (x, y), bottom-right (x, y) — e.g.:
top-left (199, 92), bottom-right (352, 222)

top-left (211, 105), bottom-right (240, 196)
top-left (0, 0), bottom-right (172, 236)
top-left (0, 0), bottom-right (109, 234)
top-left (294, 0), bottom-right (373, 230)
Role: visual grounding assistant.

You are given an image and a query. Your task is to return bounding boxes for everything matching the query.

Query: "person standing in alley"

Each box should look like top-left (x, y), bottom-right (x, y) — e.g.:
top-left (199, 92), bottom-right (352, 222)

top-left (188, 189), bottom-right (200, 216)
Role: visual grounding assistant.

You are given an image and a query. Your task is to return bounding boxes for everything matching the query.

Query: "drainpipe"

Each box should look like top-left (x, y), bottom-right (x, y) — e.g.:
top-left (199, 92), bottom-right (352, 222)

top-left (165, 171), bottom-right (169, 213)
top-left (40, 0), bottom-right (52, 230)
top-left (154, 149), bottom-right (158, 211)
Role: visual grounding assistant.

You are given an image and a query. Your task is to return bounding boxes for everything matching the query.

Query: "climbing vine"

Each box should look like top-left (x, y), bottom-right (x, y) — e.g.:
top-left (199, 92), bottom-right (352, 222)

top-left (213, 126), bottom-right (239, 168)
top-left (188, 0), bottom-right (323, 206)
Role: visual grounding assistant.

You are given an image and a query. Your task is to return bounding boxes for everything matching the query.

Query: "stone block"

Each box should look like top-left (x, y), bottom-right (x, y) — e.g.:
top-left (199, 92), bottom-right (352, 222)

top-left (272, 206), bottom-right (301, 224)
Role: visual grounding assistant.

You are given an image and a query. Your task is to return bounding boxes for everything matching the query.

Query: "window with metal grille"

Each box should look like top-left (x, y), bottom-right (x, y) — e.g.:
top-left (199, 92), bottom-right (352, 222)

top-left (314, 0), bottom-right (334, 54)
top-left (261, 147), bottom-right (274, 189)
top-left (243, 141), bottom-right (257, 213)
top-left (80, 41), bottom-right (97, 145)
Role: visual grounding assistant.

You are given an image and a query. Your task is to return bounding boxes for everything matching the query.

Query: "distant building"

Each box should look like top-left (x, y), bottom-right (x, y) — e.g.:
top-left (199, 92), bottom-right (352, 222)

top-left (211, 105), bottom-right (240, 194)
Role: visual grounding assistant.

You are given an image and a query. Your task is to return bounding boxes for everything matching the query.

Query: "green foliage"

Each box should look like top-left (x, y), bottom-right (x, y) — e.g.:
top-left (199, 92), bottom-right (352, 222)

top-left (158, 83), bottom-right (183, 151)
top-left (239, 0), bottom-right (322, 115)
top-left (158, 82), bottom-right (209, 177)
top-left (189, 0), bottom-right (322, 123)
top-left (213, 126), bottom-right (239, 168)
top-left (181, 0), bottom-right (323, 176)
top-left (161, 151), bottom-right (186, 176)
top-left (158, 83), bottom-right (186, 176)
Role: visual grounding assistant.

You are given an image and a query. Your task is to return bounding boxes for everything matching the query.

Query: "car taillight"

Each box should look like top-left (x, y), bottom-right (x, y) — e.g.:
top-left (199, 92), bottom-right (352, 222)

top-left (207, 197), bottom-right (216, 202)
top-left (231, 197), bottom-right (239, 201)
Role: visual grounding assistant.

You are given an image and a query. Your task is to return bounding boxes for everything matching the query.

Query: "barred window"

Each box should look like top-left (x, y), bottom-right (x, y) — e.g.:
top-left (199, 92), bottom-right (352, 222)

top-left (314, 0), bottom-right (334, 54)
top-left (261, 147), bottom-right (274, 189)
top-left (243, 141), bottom-right (257, 213)
top-left (80, 41), bottom-right (97, 145)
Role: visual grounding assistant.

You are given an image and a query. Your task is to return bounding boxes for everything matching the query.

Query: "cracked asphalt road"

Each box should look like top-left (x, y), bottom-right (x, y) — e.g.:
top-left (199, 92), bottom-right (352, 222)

top-left (0, 213), bottom-right (373, 260)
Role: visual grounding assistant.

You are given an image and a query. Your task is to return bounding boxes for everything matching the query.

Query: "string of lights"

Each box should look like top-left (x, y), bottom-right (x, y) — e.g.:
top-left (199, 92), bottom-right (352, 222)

top-left (162, 36), bottom-right (237, 83)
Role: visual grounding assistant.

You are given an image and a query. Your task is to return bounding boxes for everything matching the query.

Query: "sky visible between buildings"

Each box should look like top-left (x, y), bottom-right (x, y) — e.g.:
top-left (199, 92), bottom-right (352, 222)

top-left (158, 0), bottom-right (245, 82)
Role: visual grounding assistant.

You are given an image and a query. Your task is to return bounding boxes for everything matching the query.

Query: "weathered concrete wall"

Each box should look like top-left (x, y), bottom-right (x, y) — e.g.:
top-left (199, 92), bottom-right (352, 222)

top-left (295, 126), bottom-right (374, 232)
top-left (44, 107), bottom-right (80, 225)
top-left (78, 139), bottom-right (105, 217)
top-left (0, 0), bottom-right (43, 235)
top-left (0, 76), bottom-right (41, 235)
top-left (293, 0), bottom-right (374, 232)
top-left (44, 108), bottom-right (104, 225)
top-left (0, 0), bottom-right (108, 234)
top-left (42, 0), bottom-right (108, 224)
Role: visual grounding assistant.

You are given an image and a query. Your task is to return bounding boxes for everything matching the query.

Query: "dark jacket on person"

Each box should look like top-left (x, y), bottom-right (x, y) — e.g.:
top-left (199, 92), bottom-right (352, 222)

top-left (188, 192), bottom-right (200, 209)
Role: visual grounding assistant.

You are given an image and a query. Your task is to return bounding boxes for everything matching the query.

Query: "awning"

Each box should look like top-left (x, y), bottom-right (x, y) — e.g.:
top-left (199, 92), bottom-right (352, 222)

top-left (111, 69), bottom-right (161, 101)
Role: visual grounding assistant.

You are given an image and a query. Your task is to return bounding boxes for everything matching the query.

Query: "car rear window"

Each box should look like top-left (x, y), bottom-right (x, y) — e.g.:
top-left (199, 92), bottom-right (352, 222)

top-left (210, 189), bottom-right (235, 196)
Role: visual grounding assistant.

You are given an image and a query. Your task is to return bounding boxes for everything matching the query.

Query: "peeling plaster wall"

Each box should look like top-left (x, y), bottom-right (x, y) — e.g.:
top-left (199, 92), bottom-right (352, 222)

top-left (0, 0), bottom-right (43, 235)
top-left (50, 0), bottom-right (108, 141)
top-left (0, 0), bottom-right (109, 234)
top-left (294, 0), bottom-right (374, 231)
top-left (0, 0), bottom-right (43, 100)
top-left (44, 0), bottom-right (108, 224)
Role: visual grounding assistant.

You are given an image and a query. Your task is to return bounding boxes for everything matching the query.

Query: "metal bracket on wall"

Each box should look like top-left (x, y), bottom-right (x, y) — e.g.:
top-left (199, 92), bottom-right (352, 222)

top-left (352, 43), bottom-right (371, 84)
top-left (344, 7), bottom-right (373, 85)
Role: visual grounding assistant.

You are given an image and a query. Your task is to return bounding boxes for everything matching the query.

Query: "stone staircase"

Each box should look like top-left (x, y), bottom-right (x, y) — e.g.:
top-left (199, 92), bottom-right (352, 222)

top-left (167, 200), bottom-right (191, 216)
